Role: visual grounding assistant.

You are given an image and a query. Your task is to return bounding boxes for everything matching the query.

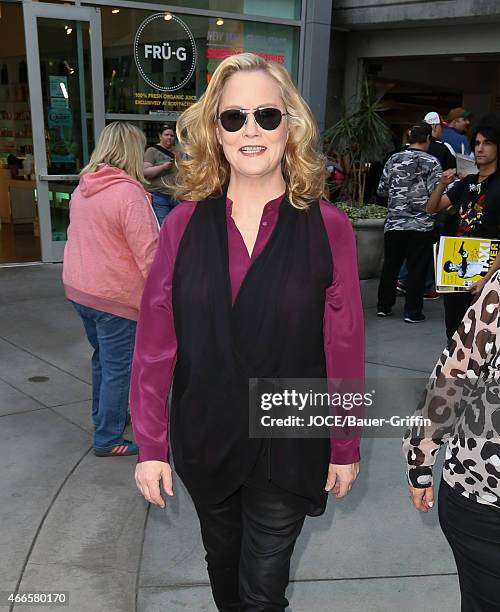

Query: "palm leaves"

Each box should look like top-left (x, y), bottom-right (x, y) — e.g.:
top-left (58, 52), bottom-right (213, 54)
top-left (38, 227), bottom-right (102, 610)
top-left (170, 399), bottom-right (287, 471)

top-left (324, 80), bottom-right (393, 206)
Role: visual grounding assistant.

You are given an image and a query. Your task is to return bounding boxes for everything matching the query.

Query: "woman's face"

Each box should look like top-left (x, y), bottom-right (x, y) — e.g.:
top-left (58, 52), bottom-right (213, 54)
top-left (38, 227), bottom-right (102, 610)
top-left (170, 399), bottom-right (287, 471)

top-left (159, 128), bottom-right (175, 149)
top-left (216, 70), bottom-right (288, 183)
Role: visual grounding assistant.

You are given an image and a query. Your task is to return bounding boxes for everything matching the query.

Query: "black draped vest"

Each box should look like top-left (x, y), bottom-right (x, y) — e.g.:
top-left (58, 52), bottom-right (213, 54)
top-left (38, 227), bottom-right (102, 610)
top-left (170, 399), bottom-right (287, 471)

top-left (171, 193), bottom-right (333, 514)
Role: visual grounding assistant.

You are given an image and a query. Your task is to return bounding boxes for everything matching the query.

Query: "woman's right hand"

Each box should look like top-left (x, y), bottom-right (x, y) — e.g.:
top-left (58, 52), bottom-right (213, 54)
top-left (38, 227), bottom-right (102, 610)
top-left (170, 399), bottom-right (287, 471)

top-left (470, 277), bottom-right (488, 295)
top-left (135, 460), bottom-right (173, 508)
top-left (408, 484), bottom-right (434, 512)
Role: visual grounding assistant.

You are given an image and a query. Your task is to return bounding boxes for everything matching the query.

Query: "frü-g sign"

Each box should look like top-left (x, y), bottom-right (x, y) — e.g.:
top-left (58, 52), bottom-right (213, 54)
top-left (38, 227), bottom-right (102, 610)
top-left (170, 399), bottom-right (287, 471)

top-left (144, 43), bottom-right (187, 62)
top-left (134, 13), bottom-right (197, 92)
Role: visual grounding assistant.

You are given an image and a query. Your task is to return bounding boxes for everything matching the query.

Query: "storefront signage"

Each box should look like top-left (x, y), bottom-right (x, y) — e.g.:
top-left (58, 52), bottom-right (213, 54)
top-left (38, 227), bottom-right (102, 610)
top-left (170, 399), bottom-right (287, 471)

top-left (47, 107), bottom-right (72, 129)
top-left (134, 13), bottom-right (197, 92)
top-left (49, 75), bottom-right (69, 109)
top-left (206, 48), bottom-right (285, 64)
top-left (47, 75), bottom-right (75, 164)
top-left (205, 30), bottom-right (289, 79)
top-left (144, 43), bottom-right (187, 62)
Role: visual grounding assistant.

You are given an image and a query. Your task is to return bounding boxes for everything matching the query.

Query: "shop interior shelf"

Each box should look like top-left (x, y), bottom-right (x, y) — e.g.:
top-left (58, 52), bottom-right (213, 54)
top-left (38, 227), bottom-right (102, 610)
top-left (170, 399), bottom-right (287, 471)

top-left (0, 137), bottom-right (33, 141)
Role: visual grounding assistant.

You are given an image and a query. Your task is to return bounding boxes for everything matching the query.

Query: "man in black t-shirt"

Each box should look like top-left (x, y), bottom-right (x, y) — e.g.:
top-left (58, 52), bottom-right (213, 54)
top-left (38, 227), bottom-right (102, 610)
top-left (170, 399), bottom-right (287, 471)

top-left (426, 116), bottom-right (500, 338)
top-left (443, 172), bottom-right (500, 238)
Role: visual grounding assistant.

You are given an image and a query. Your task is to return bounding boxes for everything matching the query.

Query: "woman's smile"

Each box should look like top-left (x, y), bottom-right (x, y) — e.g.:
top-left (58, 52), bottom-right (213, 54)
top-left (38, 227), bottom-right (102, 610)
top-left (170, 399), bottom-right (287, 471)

top-left (239, 145), bottom-right (267, 157)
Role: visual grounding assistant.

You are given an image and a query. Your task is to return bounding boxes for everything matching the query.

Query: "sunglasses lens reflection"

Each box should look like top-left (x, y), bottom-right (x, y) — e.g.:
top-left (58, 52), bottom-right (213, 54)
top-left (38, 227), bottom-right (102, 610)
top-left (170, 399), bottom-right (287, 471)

top-left (255, 108), bottom-right (283, 130)
top-left (219, 109), bottom-right (247, 132)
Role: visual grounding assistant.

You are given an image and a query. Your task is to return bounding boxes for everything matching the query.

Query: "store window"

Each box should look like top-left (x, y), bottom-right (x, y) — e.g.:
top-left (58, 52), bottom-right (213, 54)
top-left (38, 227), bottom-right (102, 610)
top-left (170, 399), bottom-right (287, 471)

top-left (105, 1), bottom-right (302, 21)
top-left (0, 2), bottom-right (40, 263)
top-left (101, 8), bottom-right (300, 118)
top-left (38, 18), bottom-right (94, 174)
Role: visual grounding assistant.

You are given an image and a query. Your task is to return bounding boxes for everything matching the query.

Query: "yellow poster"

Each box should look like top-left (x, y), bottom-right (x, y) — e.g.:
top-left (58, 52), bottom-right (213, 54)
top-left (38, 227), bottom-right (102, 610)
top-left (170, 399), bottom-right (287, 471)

top-left (436, 236), bottom-right (499, 289)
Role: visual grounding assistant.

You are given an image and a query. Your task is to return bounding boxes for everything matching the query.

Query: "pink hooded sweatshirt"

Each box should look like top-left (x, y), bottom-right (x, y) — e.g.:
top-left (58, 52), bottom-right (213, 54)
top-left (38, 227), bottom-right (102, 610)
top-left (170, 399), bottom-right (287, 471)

top-left (63, 165), bottom-right (159, 321)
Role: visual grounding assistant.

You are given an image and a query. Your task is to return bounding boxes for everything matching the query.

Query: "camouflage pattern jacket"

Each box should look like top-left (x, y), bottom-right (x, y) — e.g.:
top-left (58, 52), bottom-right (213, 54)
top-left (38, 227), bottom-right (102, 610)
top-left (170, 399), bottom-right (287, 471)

top-left (377, 148), bottom-right (442, 233)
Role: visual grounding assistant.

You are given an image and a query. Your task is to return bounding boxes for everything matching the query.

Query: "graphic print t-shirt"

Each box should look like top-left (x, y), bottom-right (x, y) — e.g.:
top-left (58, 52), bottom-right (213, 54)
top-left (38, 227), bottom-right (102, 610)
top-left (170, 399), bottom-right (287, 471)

top-left (445, 173), bottom-right (500, 238)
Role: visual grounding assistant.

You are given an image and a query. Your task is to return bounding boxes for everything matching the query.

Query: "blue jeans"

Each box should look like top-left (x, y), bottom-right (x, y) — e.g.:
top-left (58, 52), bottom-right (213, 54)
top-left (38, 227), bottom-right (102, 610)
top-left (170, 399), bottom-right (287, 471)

top-left (71, 302), bottom-right (136, 450)
top-left (399, 259), bottom-right (435, 292)
top-left (151, 192), bottom-right (176, 226)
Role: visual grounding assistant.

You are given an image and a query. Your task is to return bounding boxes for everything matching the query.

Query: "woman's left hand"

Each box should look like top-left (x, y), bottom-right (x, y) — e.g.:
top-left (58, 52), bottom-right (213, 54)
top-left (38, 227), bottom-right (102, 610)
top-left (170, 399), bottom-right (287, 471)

top-left (325, 462), bottom-right (360, 498)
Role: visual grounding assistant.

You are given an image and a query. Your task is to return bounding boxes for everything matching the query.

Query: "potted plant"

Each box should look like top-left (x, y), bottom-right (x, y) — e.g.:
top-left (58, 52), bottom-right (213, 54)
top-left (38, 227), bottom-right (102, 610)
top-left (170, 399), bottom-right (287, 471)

top-left (324, 80), bottom-right (393, 279)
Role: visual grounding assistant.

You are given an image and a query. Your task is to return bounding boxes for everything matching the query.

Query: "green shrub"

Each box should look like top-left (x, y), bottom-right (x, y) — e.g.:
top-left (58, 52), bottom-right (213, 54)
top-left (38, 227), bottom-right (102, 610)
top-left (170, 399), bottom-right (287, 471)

top-left (336, 202), bottom-right (387, 220)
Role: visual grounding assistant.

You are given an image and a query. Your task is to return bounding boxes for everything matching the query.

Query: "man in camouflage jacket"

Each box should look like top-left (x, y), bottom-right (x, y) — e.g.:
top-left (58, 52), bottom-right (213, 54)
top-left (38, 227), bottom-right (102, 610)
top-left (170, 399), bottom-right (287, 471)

top-left (377, 121), bottom-right (442, 323)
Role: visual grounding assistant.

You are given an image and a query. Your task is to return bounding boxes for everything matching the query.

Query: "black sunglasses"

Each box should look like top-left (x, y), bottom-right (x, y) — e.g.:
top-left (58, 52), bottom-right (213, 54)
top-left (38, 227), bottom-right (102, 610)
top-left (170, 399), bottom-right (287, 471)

top-left (217, 107), bottom-right (288, 132)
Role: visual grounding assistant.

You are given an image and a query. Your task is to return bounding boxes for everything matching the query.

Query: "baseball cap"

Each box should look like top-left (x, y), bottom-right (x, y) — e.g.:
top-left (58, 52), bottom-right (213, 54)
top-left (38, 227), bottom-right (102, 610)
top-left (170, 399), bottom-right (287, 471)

top-left (424, 111), bottom-right (444, 125)
top-left (446, 107), bottom-right (472, 122)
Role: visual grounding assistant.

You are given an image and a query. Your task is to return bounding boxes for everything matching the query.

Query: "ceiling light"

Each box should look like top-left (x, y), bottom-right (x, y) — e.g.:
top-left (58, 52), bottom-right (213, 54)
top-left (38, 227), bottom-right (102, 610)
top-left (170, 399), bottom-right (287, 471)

top-left (111, 8), bottom-right (120, 13)
top-left (164, 12), bottom-right (173, 20)
top-left (66, 27), bottom-right (73, 35)
top-left (59, 82), bottom-right (69, 99)
top-left (216, 18), bottom-right (224, 26)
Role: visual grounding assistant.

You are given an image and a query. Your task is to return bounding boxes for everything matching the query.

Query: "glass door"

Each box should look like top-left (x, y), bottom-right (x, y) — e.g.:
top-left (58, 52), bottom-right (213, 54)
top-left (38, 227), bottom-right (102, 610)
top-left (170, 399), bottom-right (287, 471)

top-left (23, 4), bottom-right (104, 262)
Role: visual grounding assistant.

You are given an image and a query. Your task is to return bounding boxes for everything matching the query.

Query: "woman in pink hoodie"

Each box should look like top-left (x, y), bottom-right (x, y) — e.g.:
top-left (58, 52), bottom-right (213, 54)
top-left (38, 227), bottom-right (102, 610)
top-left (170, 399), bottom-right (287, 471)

top-left (63, 122), bottom-right (159, 457)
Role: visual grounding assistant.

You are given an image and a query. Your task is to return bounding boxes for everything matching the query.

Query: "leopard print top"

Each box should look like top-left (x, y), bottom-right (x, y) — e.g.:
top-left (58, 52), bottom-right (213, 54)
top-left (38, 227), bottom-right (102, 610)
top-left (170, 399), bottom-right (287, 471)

top-left (402, 272), bottom-right (500, 509)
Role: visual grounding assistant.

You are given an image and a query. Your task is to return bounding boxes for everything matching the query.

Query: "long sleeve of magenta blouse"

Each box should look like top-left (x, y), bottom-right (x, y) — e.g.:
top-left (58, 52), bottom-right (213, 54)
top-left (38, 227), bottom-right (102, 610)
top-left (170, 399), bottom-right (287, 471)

top-left (130, 196), bottom-right (365, 465)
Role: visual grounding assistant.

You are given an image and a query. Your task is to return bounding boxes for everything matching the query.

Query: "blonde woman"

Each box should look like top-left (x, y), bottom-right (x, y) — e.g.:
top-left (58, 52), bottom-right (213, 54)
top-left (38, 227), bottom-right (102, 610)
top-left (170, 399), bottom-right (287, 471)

top-left (130, 54), bottom-right (364, 609)
top-left (63, 122), bottom-right (158, 457)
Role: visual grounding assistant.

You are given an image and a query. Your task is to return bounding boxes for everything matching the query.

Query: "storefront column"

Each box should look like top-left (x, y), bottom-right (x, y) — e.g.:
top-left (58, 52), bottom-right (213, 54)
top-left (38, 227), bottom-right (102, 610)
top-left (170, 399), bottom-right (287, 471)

top-left (300, 0), bottom-right (332, 132)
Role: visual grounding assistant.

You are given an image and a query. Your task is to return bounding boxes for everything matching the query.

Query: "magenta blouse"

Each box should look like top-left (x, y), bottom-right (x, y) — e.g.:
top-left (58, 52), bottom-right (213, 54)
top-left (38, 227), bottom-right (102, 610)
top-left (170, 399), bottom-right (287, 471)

top-left (130, 195), bottom-right (365, 465)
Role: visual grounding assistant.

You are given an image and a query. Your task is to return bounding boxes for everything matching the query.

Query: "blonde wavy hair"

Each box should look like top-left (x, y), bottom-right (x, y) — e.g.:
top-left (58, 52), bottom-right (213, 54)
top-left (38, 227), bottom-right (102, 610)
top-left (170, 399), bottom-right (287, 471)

top-left (175, 53), bottom-right (328, 209)
top-left (80, 122), bottom-right (147, 183)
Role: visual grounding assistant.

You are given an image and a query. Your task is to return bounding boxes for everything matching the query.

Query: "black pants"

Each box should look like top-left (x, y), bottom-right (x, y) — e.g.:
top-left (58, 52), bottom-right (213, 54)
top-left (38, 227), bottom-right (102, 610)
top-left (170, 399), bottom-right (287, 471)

top-left (193, 446), bottom-right (309, 611)
top-left (443, 292), bottom-right (474, 340)
top-left (377, 229), bottom-right (435, 317)
top-left (438, 480), bottom-right (500, 612)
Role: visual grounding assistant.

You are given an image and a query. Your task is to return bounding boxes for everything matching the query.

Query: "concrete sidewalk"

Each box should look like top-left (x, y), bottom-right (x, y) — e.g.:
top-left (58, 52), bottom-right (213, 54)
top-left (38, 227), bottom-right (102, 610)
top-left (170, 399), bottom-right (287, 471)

top-left (0, 264), bottom-right (460, 612)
